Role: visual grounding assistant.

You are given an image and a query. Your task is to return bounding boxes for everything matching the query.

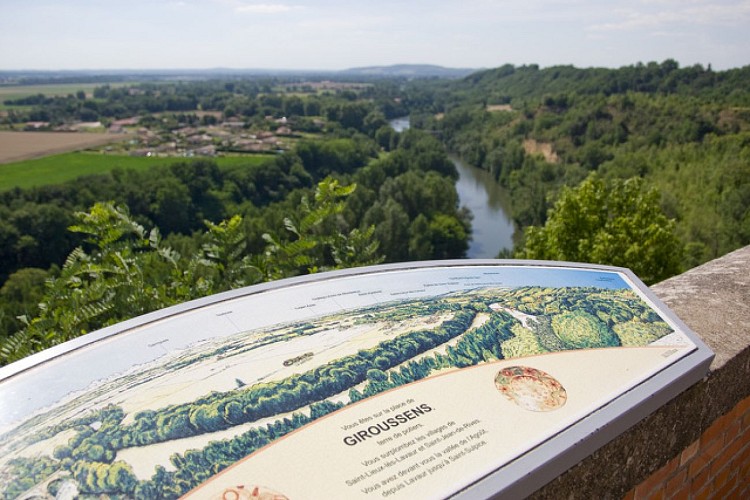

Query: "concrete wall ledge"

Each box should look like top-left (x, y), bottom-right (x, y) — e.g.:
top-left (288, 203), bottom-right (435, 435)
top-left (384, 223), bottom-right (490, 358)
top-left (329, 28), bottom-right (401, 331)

top-left (530, 245), bottom-right (750, 499)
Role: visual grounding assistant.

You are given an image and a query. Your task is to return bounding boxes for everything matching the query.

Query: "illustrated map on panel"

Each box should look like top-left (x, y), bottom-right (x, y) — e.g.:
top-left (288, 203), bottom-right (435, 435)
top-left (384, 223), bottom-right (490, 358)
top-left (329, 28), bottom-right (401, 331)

top-left (0, 265), bottom-right (696, 499)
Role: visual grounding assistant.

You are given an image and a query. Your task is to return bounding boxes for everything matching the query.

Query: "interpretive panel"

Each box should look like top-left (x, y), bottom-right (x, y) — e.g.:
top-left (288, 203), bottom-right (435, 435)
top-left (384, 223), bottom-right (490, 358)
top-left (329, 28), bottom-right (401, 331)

top-left (0, 261), bottom-right (713, 499)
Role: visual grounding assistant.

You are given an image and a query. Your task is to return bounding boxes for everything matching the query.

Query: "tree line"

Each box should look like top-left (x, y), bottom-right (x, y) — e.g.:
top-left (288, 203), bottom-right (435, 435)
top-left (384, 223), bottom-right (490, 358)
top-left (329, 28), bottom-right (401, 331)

top-left (2, 78), bottom-right (408, 128)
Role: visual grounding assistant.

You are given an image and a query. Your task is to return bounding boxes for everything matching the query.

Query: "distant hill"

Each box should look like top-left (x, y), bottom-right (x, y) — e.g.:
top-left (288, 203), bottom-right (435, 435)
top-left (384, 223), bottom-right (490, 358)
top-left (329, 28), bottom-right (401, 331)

top-left (0, 65), bottom-right (478, 85)
top-left (342, 64), bottom-right (477, 79)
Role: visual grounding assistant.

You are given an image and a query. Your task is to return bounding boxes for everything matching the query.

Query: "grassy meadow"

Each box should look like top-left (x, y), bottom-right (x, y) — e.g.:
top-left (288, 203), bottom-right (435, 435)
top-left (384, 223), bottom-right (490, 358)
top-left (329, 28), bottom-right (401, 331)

top-left (0, 152), bottom-right (274, 191)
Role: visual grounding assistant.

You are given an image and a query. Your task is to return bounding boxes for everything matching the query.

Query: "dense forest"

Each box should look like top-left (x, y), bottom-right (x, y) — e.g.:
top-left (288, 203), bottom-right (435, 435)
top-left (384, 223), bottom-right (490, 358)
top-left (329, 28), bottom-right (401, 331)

top-left (1, 60), bottom-right (749, 361)
top-left (0, 80), bottom-right (467, 355)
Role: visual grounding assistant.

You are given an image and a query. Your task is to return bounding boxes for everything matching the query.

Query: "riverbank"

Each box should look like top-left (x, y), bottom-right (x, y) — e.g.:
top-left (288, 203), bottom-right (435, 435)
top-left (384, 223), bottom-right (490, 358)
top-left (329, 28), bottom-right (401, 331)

top-left (389, 116), bottom-right (515, 258)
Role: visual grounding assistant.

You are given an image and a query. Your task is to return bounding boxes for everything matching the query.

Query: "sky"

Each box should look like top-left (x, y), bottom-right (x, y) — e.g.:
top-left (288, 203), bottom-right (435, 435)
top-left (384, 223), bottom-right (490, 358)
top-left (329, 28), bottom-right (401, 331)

top-left (1, 0), bottom-right (749, 71)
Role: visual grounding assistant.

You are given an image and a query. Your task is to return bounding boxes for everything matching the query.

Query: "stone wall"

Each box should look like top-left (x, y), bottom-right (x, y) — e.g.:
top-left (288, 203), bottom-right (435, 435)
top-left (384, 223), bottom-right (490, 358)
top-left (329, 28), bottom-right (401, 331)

top-left (529, 245), bottom-right (750, 499)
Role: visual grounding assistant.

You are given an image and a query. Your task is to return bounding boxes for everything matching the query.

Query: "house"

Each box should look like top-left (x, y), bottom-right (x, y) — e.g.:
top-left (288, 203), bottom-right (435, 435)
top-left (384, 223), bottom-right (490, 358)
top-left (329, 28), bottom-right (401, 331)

top-left (195, 145), bottom-right (217, 156)
top-left (112, 117), bottom-right (140, 127)
top-left (186, 134), bottom-right (212, 145)
top-left (222, 120), bottom-right (245, 128)
top-left (24, 121), bottom-right (49, 129)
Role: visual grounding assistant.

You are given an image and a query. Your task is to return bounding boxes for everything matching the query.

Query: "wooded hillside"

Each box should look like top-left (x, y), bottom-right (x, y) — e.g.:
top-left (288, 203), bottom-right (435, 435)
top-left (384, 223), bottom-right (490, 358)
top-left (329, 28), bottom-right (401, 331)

top-left (404, 60), bottom-right (750, 270)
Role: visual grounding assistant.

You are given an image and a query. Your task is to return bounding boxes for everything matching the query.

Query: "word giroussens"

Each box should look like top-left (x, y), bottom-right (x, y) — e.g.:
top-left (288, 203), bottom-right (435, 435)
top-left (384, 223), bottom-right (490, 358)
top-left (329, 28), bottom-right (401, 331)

top-left (343, 403), bottom-right (433, 446)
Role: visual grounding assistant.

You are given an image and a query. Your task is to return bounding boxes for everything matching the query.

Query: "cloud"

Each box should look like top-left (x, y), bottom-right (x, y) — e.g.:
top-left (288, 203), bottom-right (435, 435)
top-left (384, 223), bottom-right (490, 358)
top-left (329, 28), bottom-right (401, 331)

top-left (587, 0), bottom-right (750, 32)
top-left (235, 3), bottom-right (294, 14)
top-left (214, 0), bottom-right (298, 14)
top-left (588, 9), bottom-right (680, 32)
top-left (296, 14), bottom-right (392, 31)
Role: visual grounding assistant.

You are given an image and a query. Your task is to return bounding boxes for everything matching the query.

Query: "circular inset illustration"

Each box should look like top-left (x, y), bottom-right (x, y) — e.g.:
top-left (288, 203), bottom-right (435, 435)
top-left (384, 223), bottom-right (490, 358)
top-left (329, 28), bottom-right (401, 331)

top-left (494, 366), bottom-right (567, 412)
top-left (216, 485), bottom-right (288, 500)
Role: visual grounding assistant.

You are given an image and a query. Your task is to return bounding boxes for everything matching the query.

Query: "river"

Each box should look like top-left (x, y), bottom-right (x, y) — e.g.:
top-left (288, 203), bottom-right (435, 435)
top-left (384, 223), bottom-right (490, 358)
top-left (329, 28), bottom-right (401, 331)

top-left (451, 156), bottom-right (515, 258)
top-left (390, 117), bottom-right (515, 258)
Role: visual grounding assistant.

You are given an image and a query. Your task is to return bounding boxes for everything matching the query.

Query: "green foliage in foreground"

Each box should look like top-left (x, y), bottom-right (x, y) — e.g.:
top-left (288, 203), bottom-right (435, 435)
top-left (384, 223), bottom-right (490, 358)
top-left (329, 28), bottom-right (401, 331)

top-left (0, 178), bottom-right (382, 365)
top-left (0, 152), bottom-right (273, 192)
top-left (0, 132), bottom-right (470, 342)
top-left (517, 174), bottom-right (682, 284)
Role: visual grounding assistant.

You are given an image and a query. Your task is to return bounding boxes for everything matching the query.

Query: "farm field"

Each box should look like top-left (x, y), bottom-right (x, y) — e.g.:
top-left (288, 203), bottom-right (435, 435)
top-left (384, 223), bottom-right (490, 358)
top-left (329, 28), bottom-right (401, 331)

top-left (0, 131), bottom-right (129, 164)
top-left (0, 150), bottom-right (274, 191)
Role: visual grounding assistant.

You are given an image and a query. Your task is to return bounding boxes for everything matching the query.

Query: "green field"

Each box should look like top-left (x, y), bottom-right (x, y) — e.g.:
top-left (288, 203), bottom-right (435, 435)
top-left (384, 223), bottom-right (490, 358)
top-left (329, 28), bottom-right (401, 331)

top-left (0, 152), bottom-right (274, 191)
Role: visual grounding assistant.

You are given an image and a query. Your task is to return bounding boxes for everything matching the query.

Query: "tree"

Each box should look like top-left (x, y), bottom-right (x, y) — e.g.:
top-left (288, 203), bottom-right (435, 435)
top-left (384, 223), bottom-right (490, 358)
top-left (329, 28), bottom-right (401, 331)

top-left (0, 267), bottom-right (48, 339)
top-left (151, 179), bottom-right (193, 234)
top-left (428, 214), bottom-right (469, 259)
top-left (518, 174), bottom-right (682, 284)
top-left (365, 199), bottom-right (410, 262)
top-left (375, 125), bottom-right (397, 151)
top-left (338, 102), bottom-right (370, 131)
top-left (408, 215), bottom-right (433, 259)
top-left (9, 203), bottom-right (76, 269)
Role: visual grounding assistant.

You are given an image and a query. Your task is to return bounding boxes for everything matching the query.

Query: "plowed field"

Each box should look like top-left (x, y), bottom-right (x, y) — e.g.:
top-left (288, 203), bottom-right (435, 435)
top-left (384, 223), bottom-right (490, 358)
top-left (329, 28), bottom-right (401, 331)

top-left (0, 131), bottom-right (127, 164)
